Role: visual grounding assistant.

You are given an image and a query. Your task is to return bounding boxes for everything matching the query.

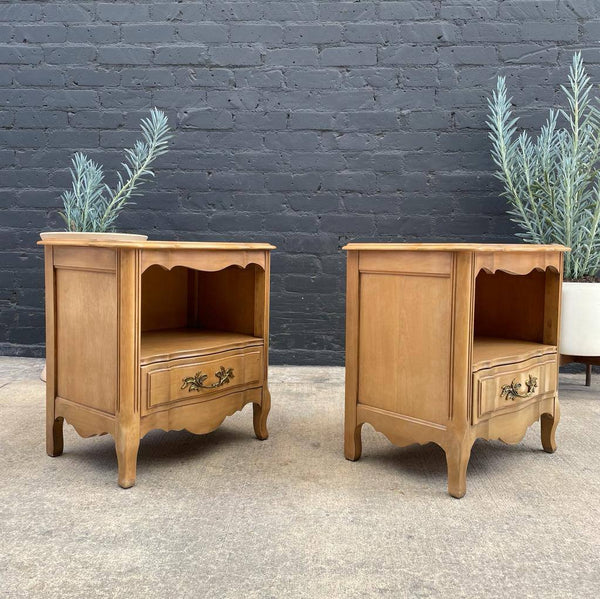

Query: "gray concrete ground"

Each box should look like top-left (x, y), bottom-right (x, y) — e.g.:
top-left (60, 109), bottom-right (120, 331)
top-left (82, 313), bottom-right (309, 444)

top-left (1, 357), bottom-right (599, 598)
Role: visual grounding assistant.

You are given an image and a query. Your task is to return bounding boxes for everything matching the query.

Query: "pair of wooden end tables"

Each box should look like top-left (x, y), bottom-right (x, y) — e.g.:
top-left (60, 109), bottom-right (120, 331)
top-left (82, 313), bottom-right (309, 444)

top-left (40, 239), bottom-right (566, 498)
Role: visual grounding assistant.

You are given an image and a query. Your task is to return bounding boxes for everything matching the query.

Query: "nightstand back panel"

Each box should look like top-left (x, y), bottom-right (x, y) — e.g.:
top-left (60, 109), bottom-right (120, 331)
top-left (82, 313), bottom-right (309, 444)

top-left (141, 265), bottom-right (189, 332)
top-left (55, 267), bottom-right (118, 414)
top-left (358, 270), bottom-right (453, 425)
top-left (475, 270), bottom-right (546, 342)
top-left (196, 266), bottom-right (257, 335)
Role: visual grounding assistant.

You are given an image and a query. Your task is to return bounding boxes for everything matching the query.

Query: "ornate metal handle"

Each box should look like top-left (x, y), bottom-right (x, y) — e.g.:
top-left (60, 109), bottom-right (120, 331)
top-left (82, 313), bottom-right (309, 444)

top-left (500, 374), bottom-right (538, 401)
top-left (181, 366), bottom-right (235, 392)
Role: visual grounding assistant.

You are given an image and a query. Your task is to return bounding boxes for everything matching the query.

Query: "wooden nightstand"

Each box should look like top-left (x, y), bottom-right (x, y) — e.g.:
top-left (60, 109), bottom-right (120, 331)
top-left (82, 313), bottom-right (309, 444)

top-left (40, 239), bottom-right (274, 488)
top-left (344, 243), bottom-right (568, 498)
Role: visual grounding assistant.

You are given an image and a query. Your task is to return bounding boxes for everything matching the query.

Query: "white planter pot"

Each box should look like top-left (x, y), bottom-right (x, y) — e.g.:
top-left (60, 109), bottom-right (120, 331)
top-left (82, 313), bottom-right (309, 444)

top-left (560, 282), bottom-right (600, 356)
top-left (40, 231), bottom-right (147, 242)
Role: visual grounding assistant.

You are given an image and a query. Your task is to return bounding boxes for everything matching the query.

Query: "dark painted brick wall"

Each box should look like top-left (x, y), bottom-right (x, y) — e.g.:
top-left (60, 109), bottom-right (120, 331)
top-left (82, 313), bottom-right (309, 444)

top-left (1, 1), bottom-right (599, 364)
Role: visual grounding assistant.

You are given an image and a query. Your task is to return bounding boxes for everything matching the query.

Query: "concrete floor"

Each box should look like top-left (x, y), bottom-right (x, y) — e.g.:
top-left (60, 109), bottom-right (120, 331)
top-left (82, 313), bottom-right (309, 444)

top-left (1, 356), bottom-right (599, 598)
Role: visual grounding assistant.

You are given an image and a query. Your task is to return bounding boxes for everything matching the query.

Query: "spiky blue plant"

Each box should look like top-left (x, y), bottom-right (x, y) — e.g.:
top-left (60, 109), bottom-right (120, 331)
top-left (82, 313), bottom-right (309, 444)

top-left (488, 52), bottom-right (600, 279)
top-left (59, 108), bottom-right (172, 232)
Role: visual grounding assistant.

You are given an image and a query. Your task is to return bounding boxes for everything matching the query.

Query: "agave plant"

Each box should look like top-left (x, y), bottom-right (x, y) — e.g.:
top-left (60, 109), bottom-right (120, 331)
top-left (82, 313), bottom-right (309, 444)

top-left (487, 52), bottom-right (600, 280)
top-left (60, 108), bottom-right (172, 232)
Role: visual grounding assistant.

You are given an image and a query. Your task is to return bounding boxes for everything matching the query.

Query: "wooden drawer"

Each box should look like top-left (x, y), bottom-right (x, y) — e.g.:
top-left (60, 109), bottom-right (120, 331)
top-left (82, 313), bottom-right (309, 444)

top-left (140, 346), bottom-right (263, 415)
top-left (472, 354), bottom-right (557, 424)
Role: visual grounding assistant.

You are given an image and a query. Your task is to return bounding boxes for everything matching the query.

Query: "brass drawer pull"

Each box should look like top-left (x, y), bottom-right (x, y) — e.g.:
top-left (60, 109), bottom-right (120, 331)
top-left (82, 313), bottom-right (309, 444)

top-left (500, 374), bottom-right (538, 401)
top-left (181, 366), bottom-right (235, 392)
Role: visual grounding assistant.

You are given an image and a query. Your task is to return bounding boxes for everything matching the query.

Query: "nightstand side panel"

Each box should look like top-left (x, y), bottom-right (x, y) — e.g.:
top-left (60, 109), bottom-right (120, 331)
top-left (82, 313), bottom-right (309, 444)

top-left (357, 251), bottom-right (454, 426)
top-left (53, 247), bottom-right (119, 415)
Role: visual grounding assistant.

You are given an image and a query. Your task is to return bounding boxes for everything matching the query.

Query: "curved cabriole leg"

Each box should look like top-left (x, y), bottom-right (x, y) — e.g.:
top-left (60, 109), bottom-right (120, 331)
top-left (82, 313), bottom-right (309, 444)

top-left (344, 422), bottom-right (363, 461)
top-left (253, 389), bottom-right (271, 440)
top-left (47, 416), bottom-right (64, 457)
top-left (445, 440), bottom-right (473, 499)
top-left (541, 399), bottom-right (560, 453)
top-left (115, 427), bottom-right (140, 489)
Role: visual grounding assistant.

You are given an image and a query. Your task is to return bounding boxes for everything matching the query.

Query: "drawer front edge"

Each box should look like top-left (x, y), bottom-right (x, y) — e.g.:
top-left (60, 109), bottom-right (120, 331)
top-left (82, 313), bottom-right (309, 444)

top-left (473, 355), bottom-right (557, 424)
top-left (141, 347), bottom-right (263, 415)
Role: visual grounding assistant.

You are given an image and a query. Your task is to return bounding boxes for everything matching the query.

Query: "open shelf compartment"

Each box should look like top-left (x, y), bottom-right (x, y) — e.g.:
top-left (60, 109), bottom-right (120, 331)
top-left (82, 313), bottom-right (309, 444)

top-left (140, 264), bottom-right (263, 365)
top-left (472, 267), bottom-right (559, 372)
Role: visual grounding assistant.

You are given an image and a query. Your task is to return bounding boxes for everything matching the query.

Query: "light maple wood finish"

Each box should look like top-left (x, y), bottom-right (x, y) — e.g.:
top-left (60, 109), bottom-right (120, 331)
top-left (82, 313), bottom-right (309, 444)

top-left (358, 257), bottom-right (453, 425)
top-left (344, 243), bottom-right (568, 498)
top-left (195, 266), bottom-right (257, 335)
top-left (56, 266), bottom-right (118, 414)
top-left (251, 252), bottom-right (271, 440)
top-left (472, 351), bottom-right (557, 424)
top-left (345, 243), bottom-right (565, 252)
top-left (344, 250), bottom-right (361, 461)
top-left (472, 338), bottom-right (557, 370)
top-left (44, 246), bottom-right (62, 457)
top-left (38, 240), bottom-right (276, 251)
top-left (40, 239), bottom-right (274, 488)
top-left (140, 265), bottom-right (189, 331)
top-left (141, 346), bottom-right (263, 414)
top-left (116, 248), bottom-right (140, 488)
top-left (140, 329), bottom-right (262, 364)
top-left (474, 270), bottom-right (547, 342)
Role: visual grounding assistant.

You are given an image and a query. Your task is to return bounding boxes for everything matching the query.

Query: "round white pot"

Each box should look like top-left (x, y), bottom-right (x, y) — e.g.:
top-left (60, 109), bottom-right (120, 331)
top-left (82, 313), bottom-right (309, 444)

top-left (40, 231), bottom-right (147, 242)
top-left (560, 281), bottom-right (600, 356)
